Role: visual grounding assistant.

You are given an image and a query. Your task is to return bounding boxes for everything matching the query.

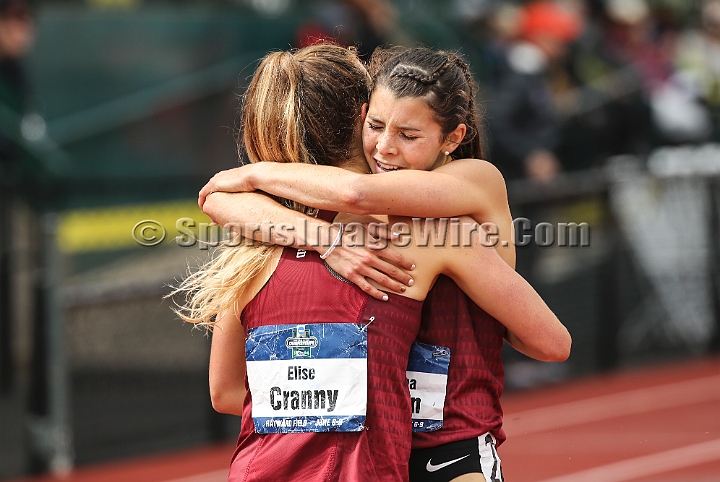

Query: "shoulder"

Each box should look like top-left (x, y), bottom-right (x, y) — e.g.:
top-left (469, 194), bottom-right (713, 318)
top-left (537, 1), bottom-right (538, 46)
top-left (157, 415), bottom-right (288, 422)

top-left (435, 159), bottom-right (509, 204)
top-left (435, 159), bottom-right (506, 187)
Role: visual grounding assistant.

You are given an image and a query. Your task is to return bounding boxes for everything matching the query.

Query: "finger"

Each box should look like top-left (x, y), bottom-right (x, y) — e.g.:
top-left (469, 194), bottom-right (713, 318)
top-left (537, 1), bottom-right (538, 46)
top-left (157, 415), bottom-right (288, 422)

top-left (199, 177), bottom-right (217, 199)
top-left (347, 273), bottom-right (388, 301)
top-left (198, 180), bottom-right (217, 209)
top-left (372, 248), bottom-right (416, 272)
top-left (368, 259), bottom-right (414, 287)
top-left (367, 223), bottom-right (392, 241)
top-left (361, 267), bottom-right (407, 293)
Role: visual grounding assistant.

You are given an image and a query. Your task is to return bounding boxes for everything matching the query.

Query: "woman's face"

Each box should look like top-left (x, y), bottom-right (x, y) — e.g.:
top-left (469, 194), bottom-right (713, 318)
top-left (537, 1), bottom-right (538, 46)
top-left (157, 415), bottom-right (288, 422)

top-left (362, 86), bottom-right (459, 173)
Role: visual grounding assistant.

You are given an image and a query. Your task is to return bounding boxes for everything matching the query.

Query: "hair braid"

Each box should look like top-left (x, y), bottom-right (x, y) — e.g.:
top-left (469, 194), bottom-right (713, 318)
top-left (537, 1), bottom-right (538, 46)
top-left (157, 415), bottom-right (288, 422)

top-left (427, 57), bottom-right (456, 83)
top-left (391, 67), bottom-right (433, 84)
top-left (390, 56), bottom-right (457, 85)
top-left (449, 54), bottom-right (485, 159)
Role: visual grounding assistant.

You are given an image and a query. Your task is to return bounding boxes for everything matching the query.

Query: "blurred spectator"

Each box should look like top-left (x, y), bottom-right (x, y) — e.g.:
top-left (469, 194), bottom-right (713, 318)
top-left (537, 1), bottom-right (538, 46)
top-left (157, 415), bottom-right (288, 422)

top-left (483, 2), bottom-right (522, 87)
top-left (485, 0), bottom-right (583, 182)
top-left (295, 0), bottom-right (399, 59)
top-left (675, 0), bottom-right (720, 141)
top-left (604, 0), bottom-right (711, 144)
top-left (553, 0), bottom-right (654, 167)
top-left (0, 0), bottom-right (34, 179)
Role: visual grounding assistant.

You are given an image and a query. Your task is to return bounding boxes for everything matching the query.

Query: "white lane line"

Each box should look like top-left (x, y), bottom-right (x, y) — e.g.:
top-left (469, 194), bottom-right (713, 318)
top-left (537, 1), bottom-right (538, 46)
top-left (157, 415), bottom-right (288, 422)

top-left (504, 373), bottom-right (720, 436)
top-left (162, 469), bottom-right (228, 482)
top-left (537, 437), bottom-right (720, 482)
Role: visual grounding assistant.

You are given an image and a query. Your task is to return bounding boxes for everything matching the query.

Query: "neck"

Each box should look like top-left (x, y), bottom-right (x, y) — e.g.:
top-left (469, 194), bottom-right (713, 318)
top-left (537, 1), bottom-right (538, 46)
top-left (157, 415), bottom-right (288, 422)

top-left (337, 148), bottom-right (371, 174)
top-left (338, 123), bottom-right (371, 174)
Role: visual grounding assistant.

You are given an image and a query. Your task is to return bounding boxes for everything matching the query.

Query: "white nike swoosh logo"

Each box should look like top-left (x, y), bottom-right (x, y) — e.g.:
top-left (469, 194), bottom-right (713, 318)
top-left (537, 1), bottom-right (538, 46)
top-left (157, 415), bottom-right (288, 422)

top-left (426, 454), bottom-right (470, 472)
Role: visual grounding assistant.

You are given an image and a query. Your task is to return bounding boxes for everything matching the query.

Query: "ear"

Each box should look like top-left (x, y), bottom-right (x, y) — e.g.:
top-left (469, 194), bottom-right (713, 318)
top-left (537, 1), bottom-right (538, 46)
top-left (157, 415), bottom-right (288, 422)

top-left (443, 123), bottom-right (467, 154)
top-left (361, 103), bottom-right (368, 122)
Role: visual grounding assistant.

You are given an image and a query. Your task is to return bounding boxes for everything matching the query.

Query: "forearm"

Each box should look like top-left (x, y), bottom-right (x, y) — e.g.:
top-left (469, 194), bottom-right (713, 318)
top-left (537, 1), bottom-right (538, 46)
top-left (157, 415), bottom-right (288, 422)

top-left (505, 330), bottom-right (564, 361)
top-left (203, 192), bottom-right (336, 252)
top-left (245, 163), bottom-right (368, 214)
top-left (448, 245), bottom-right (570, 362)
top-left (246, 163), bottom-right (480, 217)
top-left (214, 161), bottom-right (512, 227)
top-left (203, 191), bottom-right (416, 301)
top-left (482, 275), bottom-right (570, 362)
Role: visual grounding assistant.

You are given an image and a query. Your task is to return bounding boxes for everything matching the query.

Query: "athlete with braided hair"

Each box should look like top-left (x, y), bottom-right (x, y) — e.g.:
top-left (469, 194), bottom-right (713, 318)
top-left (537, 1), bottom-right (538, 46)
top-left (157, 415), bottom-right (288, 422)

top-left (201, 47), bottom-right (567, 482)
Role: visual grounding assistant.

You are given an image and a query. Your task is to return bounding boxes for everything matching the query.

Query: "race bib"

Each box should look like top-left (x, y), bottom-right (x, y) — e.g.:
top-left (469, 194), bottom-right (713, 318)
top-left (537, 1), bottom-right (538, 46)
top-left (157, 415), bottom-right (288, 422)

top-left (407, 342), bottom-right (450, 432)
top-left (246, 323), bottom-right (367, 434)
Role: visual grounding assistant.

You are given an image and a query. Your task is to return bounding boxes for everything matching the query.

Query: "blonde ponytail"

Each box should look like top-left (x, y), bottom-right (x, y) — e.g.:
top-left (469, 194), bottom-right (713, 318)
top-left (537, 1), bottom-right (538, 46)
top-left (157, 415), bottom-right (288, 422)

top-left (170, 44), bottom-right (369, 330)
top-left (242, 51), bottom-right (310, 168)
top-left (170, 241), bottom-right (277, 331)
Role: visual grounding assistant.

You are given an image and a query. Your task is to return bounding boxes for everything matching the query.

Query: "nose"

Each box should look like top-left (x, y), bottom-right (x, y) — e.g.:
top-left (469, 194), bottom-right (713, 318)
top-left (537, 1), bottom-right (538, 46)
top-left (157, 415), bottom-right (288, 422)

top-left (376, 132), bottom-right (397, 156)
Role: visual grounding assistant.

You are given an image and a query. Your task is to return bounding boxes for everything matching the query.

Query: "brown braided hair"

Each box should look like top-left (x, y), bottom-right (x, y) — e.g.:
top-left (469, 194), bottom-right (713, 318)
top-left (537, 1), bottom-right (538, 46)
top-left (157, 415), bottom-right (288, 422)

top-left (368, 47), bottom-right (485, 160)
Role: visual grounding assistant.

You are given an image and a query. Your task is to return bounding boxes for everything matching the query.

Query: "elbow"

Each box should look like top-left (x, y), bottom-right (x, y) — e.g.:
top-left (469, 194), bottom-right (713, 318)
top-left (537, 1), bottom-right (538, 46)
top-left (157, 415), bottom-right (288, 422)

top-left (545, 329), bottom-right (572, 363)
top-left (209, 387), bottom-right (228, 414)
top-left (338, 176), bottom-right (372, 215)
top-left (210, 386), bottom-right (244, 415)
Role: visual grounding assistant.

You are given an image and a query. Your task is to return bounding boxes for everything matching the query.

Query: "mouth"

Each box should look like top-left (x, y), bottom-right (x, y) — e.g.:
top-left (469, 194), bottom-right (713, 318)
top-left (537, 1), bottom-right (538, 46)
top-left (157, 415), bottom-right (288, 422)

top-left (374, 159), bottom-right (403, 173)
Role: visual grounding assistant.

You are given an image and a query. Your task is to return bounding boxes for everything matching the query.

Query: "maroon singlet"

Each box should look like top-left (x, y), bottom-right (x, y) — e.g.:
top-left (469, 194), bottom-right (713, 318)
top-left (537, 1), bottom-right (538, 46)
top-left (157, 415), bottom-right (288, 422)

top-left (411, 275), bottom-right (506, 450)
top-left (229, 247), bottom-right (423, 482)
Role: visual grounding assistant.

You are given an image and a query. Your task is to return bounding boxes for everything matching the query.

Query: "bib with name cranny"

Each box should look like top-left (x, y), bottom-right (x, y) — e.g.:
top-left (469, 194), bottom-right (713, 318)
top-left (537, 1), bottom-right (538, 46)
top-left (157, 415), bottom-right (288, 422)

top-left (246, 323), bottom-right (367, 434)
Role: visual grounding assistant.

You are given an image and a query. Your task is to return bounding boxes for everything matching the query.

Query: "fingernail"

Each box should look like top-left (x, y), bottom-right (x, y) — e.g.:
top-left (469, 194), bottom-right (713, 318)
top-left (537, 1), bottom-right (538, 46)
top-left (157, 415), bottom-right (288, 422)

top-left (382, 294), bottom-right (389, 301)
top-left (408, 278), bottom-right (414, 286)
top-left (410, 264), bottom-right (416, 270)
top-left (400, 286), bottom-right (406, 292)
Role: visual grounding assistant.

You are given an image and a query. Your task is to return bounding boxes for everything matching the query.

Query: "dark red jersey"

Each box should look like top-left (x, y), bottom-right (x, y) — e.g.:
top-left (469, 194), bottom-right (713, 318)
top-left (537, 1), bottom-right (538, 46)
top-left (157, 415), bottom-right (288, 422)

top-left (230, 246), bottom-right (423, 482)
top-left (411, 275), bottom-right (506, 450)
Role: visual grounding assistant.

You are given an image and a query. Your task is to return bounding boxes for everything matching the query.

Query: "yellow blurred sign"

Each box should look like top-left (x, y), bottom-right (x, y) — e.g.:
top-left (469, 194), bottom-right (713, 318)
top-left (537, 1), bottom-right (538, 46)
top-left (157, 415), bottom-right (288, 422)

top-left (58, 200), bottom-right (211, 254)
top-left (86, 0), bottom-right (142, 9)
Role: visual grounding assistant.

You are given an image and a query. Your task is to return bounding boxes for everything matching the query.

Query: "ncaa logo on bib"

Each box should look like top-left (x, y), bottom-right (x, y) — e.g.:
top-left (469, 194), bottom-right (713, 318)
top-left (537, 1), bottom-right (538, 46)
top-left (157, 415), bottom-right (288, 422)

top-left (285, 325), bottom-right (319, 358)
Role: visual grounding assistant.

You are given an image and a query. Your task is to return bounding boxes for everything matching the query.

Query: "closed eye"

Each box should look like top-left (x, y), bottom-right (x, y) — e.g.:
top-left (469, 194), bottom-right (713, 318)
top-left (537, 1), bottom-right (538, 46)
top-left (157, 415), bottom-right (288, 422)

top-left (400, 132), bottom-right (418, 140)
top-left (367, 122), bottom-right (383, 130)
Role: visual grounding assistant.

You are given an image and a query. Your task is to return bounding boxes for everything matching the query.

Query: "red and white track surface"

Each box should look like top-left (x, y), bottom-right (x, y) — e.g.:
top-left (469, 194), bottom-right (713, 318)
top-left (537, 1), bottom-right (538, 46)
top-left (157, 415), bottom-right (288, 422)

top-left (501, 356), bottom-right (720, 482)
top-left (9, 356), bottom-right (720, 482)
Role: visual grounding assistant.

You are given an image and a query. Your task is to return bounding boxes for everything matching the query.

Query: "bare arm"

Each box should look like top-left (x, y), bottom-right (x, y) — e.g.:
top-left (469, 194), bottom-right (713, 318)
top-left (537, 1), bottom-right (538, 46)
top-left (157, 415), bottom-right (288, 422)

top-left (203, 192), bottom-right (415, 300)
top-left (442, 221), bottom-right (570, 362)
top-left (208, 248), bottom-right (278, 415)
top-left (203, 191), bottom-right (333, 249)
top-left (209, 309), bottom-right (247, 416)
top-left (199, 160), bottom-right (515, 267)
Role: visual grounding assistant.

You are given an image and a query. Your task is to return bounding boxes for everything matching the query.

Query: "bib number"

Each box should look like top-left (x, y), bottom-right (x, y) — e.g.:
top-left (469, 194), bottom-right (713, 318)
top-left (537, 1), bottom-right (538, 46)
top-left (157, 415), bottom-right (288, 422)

top-left (407, 342), bottom-right (450, 432)
top-left (246, 323), bottom-right (367, 434)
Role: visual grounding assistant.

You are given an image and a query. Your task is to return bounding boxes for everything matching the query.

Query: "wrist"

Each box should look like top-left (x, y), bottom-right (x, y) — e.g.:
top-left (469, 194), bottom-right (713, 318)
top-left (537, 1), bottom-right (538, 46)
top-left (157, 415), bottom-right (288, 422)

top-left (245, 163), bottom-right (264, 191)
top-left (302, 219), bottom-right (332, 252)
top-left (320, 223), bottom-right (343, 260)
top-left (253, 161), bottom-right (279, 192)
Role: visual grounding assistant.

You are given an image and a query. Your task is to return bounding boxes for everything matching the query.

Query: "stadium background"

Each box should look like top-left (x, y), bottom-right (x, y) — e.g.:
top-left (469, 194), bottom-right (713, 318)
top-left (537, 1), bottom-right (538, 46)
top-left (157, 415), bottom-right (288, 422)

top-left (0, 0), bottom-right (719, 480)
